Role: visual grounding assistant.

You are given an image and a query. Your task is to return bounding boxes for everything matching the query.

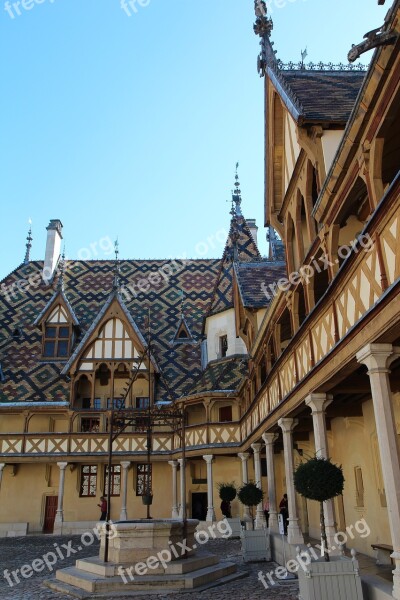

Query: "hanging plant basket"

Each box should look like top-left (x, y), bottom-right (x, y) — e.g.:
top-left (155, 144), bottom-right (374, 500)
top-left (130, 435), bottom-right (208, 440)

top-left (142, 494), bottom-right (153, 506)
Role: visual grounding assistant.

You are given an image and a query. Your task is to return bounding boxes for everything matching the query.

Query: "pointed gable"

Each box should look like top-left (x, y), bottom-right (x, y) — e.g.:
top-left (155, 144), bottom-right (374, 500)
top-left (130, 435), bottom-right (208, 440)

top-left (33, 289), bottom-right (79, 327)
top-left (62, 292), bottom-right (158, 375)
top-left (208, 216), bottom-right (262, 316)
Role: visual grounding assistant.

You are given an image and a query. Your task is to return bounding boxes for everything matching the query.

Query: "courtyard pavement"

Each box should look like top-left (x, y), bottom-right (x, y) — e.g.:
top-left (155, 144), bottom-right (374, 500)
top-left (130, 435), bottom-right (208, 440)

top-left (0, 535), bottom-right (299, 599)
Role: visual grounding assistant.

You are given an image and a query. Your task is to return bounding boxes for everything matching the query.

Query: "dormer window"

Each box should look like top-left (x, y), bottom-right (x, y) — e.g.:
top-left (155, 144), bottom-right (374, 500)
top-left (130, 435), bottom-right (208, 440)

top-left (43, 324), bottom-right (70, 358)
top-left (41, 305), bottom-right (72, 359)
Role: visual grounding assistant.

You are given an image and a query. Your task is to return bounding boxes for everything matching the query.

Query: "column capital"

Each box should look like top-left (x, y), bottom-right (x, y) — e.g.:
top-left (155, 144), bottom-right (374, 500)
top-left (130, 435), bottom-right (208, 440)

top-left (238, 452), bottom-right (250, 462)
top-left (0, 463), bottom-right (5, 472)
top-left (202, 454), bottom-right (214, 464)
top-left (305, 393), bottom-right (333, 414)
top-left (177, 458), bottom-right (184, 466)
top-left (357, 343), bottom-right (400, 371)
top-left (251, 442), bottom-right (262, 454)
top-left (120, 461), bottom-right (131, 470)
top-left (56, 462), bottom-right (68, 470)
top-left (168, 460), bottom-right (178, 468)
top-left (278, 417), bottom-right (299, 434)
top-left (262, 432), bottom-right (278, 446)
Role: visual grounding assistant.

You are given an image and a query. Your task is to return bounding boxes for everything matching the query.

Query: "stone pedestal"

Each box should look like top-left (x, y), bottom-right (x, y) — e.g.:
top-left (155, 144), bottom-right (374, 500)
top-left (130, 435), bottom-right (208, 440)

top-left (99, 519), bottom-right (199, 564)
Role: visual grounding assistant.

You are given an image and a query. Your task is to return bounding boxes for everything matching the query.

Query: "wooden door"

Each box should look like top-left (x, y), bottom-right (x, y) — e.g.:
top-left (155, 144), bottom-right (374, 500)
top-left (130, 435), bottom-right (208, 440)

top-left (43, 496), bottom-right (58, 533)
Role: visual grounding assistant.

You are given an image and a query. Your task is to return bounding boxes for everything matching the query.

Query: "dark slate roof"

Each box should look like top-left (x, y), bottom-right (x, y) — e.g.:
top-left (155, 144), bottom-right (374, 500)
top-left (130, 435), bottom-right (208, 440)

top-left (277, 70), bottom-right (366, 124)
top-left (0, 258), bottom-right (223, 403)
top-left (185, 356), bottom-right (248, 398)
top-left (208, 216), bottom-right (261, 316)
top-left (234, 261), bottom-right (287, 308)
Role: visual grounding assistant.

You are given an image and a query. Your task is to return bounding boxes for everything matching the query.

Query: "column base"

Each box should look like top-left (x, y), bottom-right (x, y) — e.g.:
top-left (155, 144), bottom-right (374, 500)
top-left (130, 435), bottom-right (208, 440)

top-left (255, 507), bottom-right (266, 530)
top-left (268, 512), bottom-right (278, 532)
top-left (119, 509), bottom-right (128, 521)
top-left (206, 509), bottom-right (216, 522)
top-left (287, 519), bottom-right (304, 545)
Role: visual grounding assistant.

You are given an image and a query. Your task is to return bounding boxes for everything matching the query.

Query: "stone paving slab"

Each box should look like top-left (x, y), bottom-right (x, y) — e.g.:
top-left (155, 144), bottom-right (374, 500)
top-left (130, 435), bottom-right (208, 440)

top-left (0, 535), bottom-right (299, 599)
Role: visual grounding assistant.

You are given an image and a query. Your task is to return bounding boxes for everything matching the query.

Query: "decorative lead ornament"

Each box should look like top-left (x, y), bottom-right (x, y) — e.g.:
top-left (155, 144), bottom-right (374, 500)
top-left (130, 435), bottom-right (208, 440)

top-left (253, 0), bottom-right (273, 38)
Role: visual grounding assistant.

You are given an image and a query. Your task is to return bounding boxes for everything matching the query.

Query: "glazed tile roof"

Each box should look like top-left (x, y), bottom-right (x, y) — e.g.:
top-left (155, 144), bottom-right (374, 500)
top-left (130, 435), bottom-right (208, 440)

top-left (234, 261), bottom-right (287, 308)
top-left (0, 259), bottom-right (221, 403)
top-left (185, 356), bottom-right (248, 398)
top-left (276, 70), bottom-right (366, 124)
top-left (208, 216), bottom-right (261, 316)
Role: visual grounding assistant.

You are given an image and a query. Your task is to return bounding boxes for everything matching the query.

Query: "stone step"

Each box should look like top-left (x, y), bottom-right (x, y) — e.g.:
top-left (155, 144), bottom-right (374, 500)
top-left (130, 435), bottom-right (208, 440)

top-left (55, 560), bottom-right (237, 593)
top-left (75, 550), bottom-right (219, 577)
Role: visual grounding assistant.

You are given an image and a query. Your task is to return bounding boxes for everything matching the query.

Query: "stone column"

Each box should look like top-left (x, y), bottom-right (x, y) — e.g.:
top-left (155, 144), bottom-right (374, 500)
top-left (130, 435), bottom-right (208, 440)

top-left (278, 418), bottom-right (304, 545)
top-left (119, 461), bottom-right (131, 521)
top-left (168, 460), bottom-right (179, 518)
top-left (178, 458), bottom-right (186, 519)
top-left (262, 433), bottom-right (278, 531)
top-left (305, 393), bottom-right (340, 555)
top-left (251, 443), bottom-right (266, 529)
top-left (0, 463), bottom-right (5, 491)
top-left (238, 452), bottom-right (251, 521)
top-left (203, 455), bottom-right (216, 522)
top-left (54, 462), bottom-right (68, 525)
top-left (357, 343), bottom-right (400, 600)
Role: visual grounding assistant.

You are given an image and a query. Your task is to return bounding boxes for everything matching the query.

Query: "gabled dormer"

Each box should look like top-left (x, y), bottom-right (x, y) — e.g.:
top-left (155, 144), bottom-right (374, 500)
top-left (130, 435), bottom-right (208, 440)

top-left (62, 291), bottom-right (159, 410)
top-left (34, 286), bottom-right (79, 360)
top-left (172, 316), bottom-right (194, 345)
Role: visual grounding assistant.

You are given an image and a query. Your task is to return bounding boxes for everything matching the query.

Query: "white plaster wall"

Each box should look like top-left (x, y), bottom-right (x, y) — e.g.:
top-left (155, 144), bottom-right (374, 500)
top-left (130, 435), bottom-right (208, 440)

top-left (205, 309), bottom-right (247, 362)
top-left (321, 130), bottom-right (344, 173)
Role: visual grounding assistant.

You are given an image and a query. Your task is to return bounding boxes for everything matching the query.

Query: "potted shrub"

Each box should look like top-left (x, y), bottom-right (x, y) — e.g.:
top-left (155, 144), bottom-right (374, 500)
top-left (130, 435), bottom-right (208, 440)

top-left (217, 482), bottom-right (241, 537)
top-left (294, 457), bottom-right (364, 600)
top-left (238, 482), bottom-right (270, 561)
top-left (142, 490), bottom-right (153, 506)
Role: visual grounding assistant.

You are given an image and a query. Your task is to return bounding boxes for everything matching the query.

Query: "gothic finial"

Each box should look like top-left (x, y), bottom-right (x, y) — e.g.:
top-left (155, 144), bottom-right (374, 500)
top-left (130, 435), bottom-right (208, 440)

top-left (24, 218), bottom-right (33, 264)
top-left (58, 247), bottom-right (66, 290)
top-left (253, 0), bottom-right (273, 38)
top-left (113, 238), bottom-right (120, 291)
top-left (232, 162), bottom-right (243, 217)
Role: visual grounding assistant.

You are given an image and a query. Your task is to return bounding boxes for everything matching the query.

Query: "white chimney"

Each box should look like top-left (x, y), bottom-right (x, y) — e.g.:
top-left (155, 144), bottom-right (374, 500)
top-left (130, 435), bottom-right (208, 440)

top-left (247, 218), bottom-right (258, 247)
top-left (43, 219), bottom-right (63, 282)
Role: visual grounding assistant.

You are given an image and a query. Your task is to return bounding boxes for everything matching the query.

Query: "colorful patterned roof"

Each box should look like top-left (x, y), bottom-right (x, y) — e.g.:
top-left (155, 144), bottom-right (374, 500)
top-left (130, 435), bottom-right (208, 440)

top-left (0, 258), bottom-right (223, 403)
top-left (185, 356), bottom-right (248, 398)
top-left (234, 260), bottom-right (286, 308)
top-left (208, 216), bottom-right (261, 316)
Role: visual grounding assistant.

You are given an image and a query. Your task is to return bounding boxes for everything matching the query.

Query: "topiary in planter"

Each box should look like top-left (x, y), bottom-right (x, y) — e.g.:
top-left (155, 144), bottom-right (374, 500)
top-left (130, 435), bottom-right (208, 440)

top-left (294, 456), bottom-right (344, 561)
top-left (217, 482), bottom-right (237, 502)
top-left (238, 482), bottom-right (264, 529)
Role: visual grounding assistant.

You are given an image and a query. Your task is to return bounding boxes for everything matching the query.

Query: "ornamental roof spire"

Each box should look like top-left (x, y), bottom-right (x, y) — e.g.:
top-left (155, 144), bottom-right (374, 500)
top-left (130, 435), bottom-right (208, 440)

top-left (23, 219), bottom-right (33, 264)
top-left (57, 248), bottom-right (66, 291)
top-left (113, 238), bottom-right (120, 291)
top-left (232, 162), bottom-right (243, 218)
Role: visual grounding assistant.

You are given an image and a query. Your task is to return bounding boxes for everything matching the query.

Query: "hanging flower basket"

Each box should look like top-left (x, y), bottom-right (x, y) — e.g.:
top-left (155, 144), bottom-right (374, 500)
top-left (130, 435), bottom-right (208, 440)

top-left (142, 494), bottom-right (153, 506)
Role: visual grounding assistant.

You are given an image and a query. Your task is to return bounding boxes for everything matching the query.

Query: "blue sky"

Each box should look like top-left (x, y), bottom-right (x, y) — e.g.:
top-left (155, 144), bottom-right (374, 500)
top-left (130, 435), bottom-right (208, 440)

top-left (0, 0), bottom-right (386, 278)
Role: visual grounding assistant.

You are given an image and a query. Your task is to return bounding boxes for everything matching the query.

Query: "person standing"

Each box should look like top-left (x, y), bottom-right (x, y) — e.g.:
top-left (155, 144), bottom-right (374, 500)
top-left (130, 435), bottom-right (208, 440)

top-left (279, 493), bottom-right (289, 534)
top-left (220, 499), bottom-right (232, 518)
top-left (98, 496), bottom-right (107, 521)
top-left (263, 499), bottom-right (270, 528)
